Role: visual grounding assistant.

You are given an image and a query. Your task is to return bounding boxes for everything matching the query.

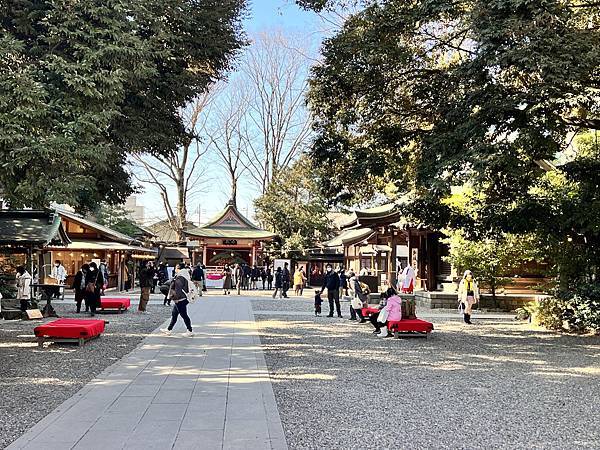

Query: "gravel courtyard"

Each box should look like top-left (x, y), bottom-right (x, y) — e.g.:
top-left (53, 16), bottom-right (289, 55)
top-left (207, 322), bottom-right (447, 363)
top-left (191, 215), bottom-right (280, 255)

top-left (0, 300), bottom-right (169, 449)
top-left (252, 298), bottom-right (600, 449)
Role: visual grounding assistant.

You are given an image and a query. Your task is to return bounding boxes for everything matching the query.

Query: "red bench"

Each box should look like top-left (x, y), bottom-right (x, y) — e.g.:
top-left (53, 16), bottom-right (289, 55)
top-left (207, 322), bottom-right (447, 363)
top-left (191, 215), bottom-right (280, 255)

top-left (388, 319), bottom-right (434, 337)
top-left (99, 297), bottom-right (131, 313)
top-left (361, 307), bottom-right (434, 337)
top-left (34, 318), bottom-right (106, 347)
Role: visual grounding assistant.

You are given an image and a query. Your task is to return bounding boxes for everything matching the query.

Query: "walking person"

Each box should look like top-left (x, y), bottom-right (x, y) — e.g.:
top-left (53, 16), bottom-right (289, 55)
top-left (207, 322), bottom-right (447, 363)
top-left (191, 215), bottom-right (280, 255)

top-left (161, 264), bottom-right (195, 336)
top-left (191, 263), bottom-right (204, 297)
top-left (16, 266), bottom-right (32, 312)
top-left (266, 267), bottom-right (273, 290)
top-left (72, 264), bottom-right (89, 313)
top-left (260, 267), bottom-right (267, 290)
top-left (242, 263), bottom-right (251, 290)
top-left (99, 259), bottom-right (109, 295)
top-left (138, 261), bottom-right (154, 314)
top-left (84, 262), bottom-right (102, 316)
top-left (294, 266), bottom-right (307, 296)
top-left (339, 268), bottom-right (348, 299)
top-left (234, 264), bottom-right (243, 295)
top-left (251, 264), bottom-right (259, 290)
top-left (282, 262), bottom-right (291, 298)
top-left (320, 264), bottom-right (342, 318)
top-left (272, 267), bottom-right (283, 299)
top-left (458, 270), bottom-right (479, 324)
top-left (222, 264), bottom-right (232, 295)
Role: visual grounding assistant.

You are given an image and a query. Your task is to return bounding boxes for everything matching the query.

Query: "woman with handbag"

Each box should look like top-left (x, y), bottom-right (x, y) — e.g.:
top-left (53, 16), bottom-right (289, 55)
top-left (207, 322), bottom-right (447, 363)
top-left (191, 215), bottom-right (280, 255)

top-left (348, 272), bottom-right (368, 322)
top-left (368, 288), bottom-right (400, 337)
top-left (84, 262), bottom-right (103, 316)
top-left (161, 263), bottom-right (194, 337)
top-left (457, 270), bottom-right (479, 324)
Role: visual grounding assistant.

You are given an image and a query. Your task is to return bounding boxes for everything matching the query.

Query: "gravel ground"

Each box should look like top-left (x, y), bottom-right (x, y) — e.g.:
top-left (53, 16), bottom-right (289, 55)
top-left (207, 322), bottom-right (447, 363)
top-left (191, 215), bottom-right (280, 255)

top-left (252, 298), bottom-right (600, 449)
top-left (0, 300), bottom-right (171, 449)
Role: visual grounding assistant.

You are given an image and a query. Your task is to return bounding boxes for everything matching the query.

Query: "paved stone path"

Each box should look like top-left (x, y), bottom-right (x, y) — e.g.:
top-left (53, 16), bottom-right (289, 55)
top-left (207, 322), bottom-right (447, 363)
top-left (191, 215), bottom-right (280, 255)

top-left (8, 298), bottom-right (287, 450)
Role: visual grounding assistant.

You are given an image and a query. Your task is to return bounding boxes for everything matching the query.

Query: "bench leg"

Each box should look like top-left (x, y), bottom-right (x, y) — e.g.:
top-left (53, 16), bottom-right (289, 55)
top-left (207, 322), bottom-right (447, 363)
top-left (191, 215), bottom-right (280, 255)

top-left (78, 338), bottom-right (84, 347)
top-left (37, 337), bottom-right (44, 348)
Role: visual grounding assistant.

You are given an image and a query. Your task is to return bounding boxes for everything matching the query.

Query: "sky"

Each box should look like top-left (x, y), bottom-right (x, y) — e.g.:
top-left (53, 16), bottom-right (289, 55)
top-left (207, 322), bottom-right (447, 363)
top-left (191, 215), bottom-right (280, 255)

top-left (135, 0), bottom-right (326, 227)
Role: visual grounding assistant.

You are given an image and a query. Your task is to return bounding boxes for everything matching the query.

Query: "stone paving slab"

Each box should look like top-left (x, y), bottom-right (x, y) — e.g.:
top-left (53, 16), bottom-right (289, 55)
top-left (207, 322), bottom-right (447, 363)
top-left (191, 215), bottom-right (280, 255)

top-left (7, 298), bottom-right (287, 450)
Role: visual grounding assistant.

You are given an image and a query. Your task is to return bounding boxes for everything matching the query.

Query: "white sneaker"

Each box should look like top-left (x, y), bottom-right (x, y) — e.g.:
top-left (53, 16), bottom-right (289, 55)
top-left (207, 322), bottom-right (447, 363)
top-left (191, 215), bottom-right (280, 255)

top-left (161, 328), bottom-right (172, 335)
top-left (184, 331), bottom-right (194, 337)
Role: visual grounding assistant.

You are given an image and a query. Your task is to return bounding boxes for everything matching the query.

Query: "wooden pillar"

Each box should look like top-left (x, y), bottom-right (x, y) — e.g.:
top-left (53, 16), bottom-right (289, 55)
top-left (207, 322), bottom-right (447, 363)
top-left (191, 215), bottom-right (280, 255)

top-left (251, 243), bottom-right (257, 265)
top-left (202, 245), bottom-right (207, 265)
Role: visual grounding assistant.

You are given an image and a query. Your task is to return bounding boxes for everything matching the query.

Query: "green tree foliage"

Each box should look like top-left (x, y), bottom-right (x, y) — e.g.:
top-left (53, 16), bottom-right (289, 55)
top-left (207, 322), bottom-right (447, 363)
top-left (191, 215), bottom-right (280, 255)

top-left (304, 0), bottom-right (600, 284)
top-left (0, 0), bottom-right (246, 211)
top-left (94, 203), bottom-right (141, 238)
top-left (254, 155), bottom-right (333, 256)
top-left (443, 229), bottom-right (547, 302)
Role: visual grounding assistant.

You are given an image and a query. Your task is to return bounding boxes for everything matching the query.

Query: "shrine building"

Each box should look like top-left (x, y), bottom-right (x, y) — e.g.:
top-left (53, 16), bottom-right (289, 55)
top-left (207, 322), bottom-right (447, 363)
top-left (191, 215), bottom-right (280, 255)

top-left (185, 201), bottom-right (277, 267)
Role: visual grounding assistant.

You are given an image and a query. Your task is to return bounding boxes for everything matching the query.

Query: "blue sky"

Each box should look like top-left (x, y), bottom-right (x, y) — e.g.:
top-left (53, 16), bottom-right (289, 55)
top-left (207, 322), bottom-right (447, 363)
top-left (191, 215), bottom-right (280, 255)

top-left (136, 0), bottom-right (325, 226)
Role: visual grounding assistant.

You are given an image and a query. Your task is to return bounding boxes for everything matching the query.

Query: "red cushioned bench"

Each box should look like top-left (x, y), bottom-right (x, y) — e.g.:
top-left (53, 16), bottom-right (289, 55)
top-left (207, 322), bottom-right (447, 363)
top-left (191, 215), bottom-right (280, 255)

top-left (361, 307), bottom-right (434, 338)
top-left (388, 319), bottom-right (434, 338)
top-left (34, 319), bottom-right (106, 347)
top-left (99, 297), bottom-right (131, 313)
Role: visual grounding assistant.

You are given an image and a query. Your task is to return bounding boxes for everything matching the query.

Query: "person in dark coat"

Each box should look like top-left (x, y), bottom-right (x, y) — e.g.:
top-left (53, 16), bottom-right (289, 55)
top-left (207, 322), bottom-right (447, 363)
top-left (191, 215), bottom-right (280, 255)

top-left (84, 262), bottom-right (103, 316)
top-left (242, 264), bottom-right (251, 290)
top-left (272, 267), bottom-right (283, 299)
top-left (260, 267), bottom-right (267, 290)
top-left (266, 267), bottom-right (273, 290)
top-left (138, 261), bottom-right (155, 313)
top-left (320, 264), bottom-right (342, 318)
top-left (282, 262), bottom-right (291, 298)
top-left (191, 263), bottom-right (204, 297)
top-left (72, 264), bottom-right (89, 313)
top-left (251, 264), bottom-right (260, 290)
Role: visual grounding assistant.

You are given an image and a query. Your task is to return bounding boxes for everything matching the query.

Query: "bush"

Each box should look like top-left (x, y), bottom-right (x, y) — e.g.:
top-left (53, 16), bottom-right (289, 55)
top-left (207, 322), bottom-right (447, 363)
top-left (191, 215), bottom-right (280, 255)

top-left (535, 284), bottom-right (600, 333)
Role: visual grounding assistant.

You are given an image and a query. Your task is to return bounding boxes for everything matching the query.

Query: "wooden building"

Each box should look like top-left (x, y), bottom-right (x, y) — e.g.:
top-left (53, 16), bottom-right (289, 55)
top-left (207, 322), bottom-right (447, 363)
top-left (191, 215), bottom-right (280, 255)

top-left (322, 203), bottom-right (448, 291)
top-left (185, 202), bottom-right (277, 267)
top-left (45, 209), bottom-right (156, 289)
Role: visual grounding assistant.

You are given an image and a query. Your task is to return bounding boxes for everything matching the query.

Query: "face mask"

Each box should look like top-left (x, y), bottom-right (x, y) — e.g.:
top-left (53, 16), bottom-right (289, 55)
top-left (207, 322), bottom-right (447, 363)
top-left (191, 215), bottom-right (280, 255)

top-left (327, 267), bottom-right (332, 272)
top-left (90, 267), bottom-right (95, 272)
top-left (55, 264), bottom-right (59, 267)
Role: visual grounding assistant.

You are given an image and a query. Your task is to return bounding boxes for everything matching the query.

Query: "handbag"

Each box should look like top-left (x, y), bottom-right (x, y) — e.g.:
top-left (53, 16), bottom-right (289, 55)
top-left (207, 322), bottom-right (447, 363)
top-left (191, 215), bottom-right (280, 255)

top-left (350, 296), bottom-right (363, 310)
top-left (85, 272), bottom-right (99, 293)
top-left (377, 307), bottom-right (389, 323)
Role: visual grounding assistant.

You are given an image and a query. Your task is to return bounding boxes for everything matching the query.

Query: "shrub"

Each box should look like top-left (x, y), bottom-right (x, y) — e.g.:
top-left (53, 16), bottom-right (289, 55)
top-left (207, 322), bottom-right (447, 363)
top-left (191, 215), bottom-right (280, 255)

top-left (536, 284), bottom-right (600, 333)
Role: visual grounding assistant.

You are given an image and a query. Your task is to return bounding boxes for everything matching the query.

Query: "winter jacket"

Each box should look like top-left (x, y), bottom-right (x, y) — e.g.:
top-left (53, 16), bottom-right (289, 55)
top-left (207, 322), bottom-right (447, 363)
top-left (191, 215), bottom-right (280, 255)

top-left (17, 272), bottom-right (32, 300)
top-left (274, 271), bottom-right (283, 288)
top-left (191, 266), bottom-right (204, 281)
top-left (139, 267), bottom-right (155, 288)
top-left (170, 274), bottom-right (190, 302)
top-left (458, 278), bottom-right (480, 303)
top-left (383, 295), bottom-right (402, 322)
top-left (72, 270), bottom-right (87, 292)
top-left (322, 271), bottom-right (340, 292)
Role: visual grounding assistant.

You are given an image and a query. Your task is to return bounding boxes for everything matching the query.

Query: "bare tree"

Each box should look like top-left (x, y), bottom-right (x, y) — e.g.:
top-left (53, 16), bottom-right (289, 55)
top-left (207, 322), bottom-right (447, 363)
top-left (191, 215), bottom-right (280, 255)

top-left (131, 91), bottom-right (215, 240)
top-left (238, 31), bottom-right (313, 194)
top-left (207, 83), bottom-right (249, 206)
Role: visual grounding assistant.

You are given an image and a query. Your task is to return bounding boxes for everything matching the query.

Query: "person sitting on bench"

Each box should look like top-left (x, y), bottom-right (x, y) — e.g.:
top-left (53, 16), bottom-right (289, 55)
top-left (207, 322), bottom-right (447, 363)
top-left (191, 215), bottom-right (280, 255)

top-left (368, 288), bottom-right (399, 337)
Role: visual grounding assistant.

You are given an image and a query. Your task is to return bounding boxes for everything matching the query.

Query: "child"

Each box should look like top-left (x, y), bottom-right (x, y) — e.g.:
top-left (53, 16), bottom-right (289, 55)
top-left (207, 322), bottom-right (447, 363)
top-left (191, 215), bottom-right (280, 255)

top-left (314, 290), bottom-right (322, 316)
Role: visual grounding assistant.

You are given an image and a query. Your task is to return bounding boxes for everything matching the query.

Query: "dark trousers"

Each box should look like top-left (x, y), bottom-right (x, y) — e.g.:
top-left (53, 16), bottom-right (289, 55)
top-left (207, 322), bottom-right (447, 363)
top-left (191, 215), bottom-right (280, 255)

top-left (84, 291), bottom-right (98, 315)
top-left (168, 300), bottom-right (192, 332)
top-left (349, 306), bottom-right (365, 320)
top-left (282, 282), bottom-right (290, 298)
top-left (327, 290), bottom-right (341, 316)
top-left (75, 290), bottom-right (85, 312)
top-left (369, 312), bottom-right (387, 332)
top-left (19, 299), bottom-right (28, 312)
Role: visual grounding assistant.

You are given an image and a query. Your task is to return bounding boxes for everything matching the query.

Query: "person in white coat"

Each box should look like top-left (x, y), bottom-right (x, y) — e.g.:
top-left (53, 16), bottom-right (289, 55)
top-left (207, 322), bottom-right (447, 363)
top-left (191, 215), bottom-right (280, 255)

top-left (51, 260), bottom-right (67, 298)
top-left (399, 264), bottom-right (416, 294)
top-left (16, 266), bottom-right (32, 312)
top-left (457, 270), bottom-right (479, 324)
